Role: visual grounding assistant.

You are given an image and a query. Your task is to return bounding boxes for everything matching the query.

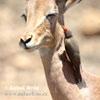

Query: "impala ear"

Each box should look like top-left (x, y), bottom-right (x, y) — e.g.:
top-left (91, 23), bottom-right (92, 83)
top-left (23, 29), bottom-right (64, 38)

top-left (64, 0), bottom-right (81, 12)
top-left (56, 0), bottom-right (81, 14)
top-left (55, 0), bottom-right (66, 9)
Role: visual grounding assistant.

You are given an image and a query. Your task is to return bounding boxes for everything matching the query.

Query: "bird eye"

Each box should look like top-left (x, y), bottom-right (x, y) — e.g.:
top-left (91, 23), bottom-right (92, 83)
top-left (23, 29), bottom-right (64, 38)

top-left (46, 13), bottom-right (57, 19)
top-left (21, 11), bottom-right (27, 22)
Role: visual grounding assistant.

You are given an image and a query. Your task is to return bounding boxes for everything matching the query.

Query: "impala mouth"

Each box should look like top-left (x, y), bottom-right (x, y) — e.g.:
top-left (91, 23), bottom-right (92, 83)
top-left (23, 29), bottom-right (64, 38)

top-left (20, 40), bottom-right (38, 51)
top-left (25, 41), bottom-right (40, 51)
top-left (24, 45), bottom-right (38, 52)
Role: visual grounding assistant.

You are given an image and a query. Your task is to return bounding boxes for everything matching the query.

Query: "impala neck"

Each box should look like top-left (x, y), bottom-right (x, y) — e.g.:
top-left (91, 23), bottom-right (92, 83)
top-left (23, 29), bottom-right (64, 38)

top-left (39, 25), bottom-right (82, 100)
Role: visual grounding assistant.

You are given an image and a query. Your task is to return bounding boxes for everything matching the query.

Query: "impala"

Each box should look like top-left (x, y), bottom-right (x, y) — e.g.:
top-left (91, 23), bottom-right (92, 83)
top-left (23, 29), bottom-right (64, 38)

top-left (19, 0), bottom-right (100, 100)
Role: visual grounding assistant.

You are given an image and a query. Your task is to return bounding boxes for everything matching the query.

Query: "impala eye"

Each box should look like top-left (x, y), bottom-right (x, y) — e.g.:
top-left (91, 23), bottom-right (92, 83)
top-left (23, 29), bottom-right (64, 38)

top-left (46, 13), bottom-right (57, 19)
top-left (21, 11), bottom-right (27, 22)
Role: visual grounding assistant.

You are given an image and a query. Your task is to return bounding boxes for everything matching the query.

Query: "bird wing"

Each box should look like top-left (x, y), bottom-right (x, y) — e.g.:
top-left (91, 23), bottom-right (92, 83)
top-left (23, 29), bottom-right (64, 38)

top-left (65, 38), bottom-right (82, 83)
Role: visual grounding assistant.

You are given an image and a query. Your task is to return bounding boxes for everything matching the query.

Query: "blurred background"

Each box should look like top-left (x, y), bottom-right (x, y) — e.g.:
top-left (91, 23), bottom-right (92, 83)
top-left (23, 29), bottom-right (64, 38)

top-left (0, 0), bottom-right (100, 100)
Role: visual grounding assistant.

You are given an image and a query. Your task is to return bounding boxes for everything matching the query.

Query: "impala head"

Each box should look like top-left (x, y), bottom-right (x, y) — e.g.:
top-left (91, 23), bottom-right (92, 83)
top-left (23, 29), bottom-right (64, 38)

top-left (20, 0), bottom-right (61, 51)
top-left (19, 0), bottom-right (74, 51)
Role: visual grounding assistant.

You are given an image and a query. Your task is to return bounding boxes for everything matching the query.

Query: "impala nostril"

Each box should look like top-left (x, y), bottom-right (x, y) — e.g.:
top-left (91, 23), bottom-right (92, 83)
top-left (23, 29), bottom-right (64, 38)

top-left (19, 35), bottom-right (32, 49)
top-left (19, 38), bottom-right (26, 47)
top-left (25, 36), bottom-right (32, 44)
top-left (20, 38), bottom-right (25, 44)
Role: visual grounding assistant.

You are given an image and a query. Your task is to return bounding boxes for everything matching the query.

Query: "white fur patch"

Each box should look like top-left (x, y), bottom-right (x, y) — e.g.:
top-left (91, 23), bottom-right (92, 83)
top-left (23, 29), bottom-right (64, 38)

top-left (80, 88), bottom-right (90, 100)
